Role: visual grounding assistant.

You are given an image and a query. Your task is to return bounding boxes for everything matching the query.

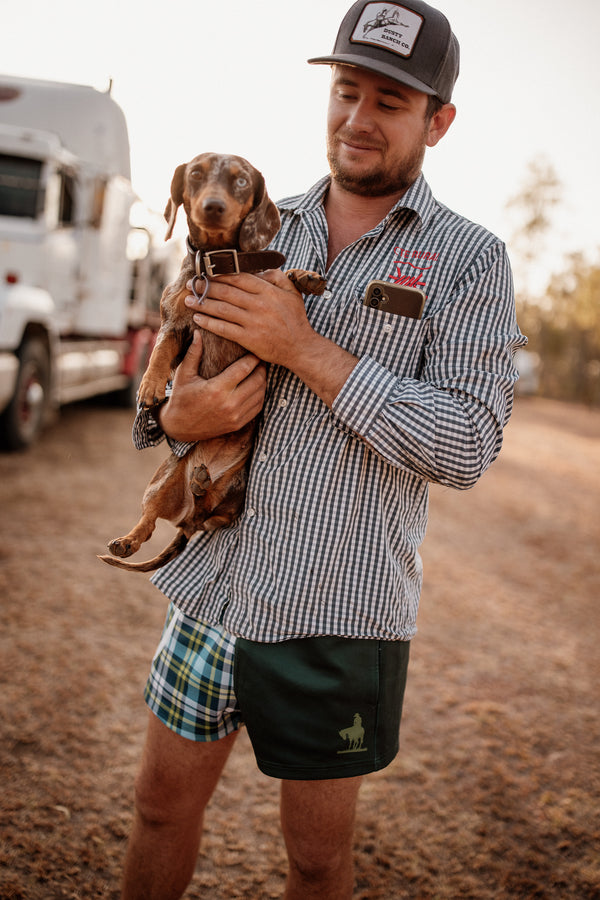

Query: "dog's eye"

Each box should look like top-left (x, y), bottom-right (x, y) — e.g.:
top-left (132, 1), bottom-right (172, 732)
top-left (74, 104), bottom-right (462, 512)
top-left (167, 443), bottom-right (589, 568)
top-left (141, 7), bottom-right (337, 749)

top-left (190, 169), bottom-right (203, 180)
top-left (235, 177), bottom-right (248, 188)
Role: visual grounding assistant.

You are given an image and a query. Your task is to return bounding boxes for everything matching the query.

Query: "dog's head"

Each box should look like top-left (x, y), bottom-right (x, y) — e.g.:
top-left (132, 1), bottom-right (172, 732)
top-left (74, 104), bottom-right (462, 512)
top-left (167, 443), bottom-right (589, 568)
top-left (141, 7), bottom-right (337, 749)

top-left (163, 153), bottom-right (280, 251)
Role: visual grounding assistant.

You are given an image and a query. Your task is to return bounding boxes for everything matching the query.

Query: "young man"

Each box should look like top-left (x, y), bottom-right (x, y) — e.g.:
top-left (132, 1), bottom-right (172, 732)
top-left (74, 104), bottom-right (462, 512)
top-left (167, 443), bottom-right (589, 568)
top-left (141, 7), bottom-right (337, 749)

top-left (121, 2), bottom-right (526, 898)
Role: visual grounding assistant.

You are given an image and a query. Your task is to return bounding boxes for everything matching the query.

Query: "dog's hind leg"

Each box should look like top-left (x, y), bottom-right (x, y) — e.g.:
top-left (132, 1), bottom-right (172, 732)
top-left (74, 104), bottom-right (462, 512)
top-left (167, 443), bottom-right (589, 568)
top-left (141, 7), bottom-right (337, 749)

top-left (106, 454), bottom-right (190, 559)
top-left (107, 514), bottom-right (158, 558)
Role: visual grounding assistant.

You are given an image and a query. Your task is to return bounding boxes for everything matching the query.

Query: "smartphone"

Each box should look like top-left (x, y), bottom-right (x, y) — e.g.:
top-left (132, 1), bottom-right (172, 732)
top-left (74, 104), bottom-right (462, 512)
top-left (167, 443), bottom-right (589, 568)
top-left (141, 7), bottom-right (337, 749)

top-left (363, 280), bottom-right (425, 319)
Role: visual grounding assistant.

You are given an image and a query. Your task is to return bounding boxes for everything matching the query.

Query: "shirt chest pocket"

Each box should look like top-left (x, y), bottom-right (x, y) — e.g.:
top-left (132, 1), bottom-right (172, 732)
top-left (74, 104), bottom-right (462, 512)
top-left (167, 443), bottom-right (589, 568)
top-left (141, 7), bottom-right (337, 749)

top-left (329, 300), bottom-right (430, 379)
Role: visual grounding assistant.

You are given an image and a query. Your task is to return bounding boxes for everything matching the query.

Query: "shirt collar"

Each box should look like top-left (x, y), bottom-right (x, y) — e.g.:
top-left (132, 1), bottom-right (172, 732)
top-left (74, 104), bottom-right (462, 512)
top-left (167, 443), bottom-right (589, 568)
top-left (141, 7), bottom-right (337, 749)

top-left (277, 172), bottom-right (436, 231)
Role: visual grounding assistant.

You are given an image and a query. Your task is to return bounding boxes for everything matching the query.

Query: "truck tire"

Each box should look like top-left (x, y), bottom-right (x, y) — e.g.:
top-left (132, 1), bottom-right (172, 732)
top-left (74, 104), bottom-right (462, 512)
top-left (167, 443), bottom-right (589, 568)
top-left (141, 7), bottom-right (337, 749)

top-left (0, 337), bottom-right (51, 451)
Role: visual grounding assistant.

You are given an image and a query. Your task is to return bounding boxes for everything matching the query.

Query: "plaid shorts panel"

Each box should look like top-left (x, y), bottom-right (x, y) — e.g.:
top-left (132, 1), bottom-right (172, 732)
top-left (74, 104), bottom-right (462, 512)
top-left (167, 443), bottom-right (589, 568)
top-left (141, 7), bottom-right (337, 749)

top-left (144, 603), bottom-right (242, 741)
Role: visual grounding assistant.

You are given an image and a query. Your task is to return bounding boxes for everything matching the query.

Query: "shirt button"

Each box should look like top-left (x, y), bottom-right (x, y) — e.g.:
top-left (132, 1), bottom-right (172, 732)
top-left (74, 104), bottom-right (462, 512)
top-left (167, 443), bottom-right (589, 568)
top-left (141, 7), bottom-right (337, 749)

top-left (278, 398), bottom-right (288, 408)
top-left (258, 452), bottom-right (267, 462)
top-left (323, 290), bottom-right (332, 300)
top-left (246, 508), bottom-right (256, 518)
top-left (383, 323), bottom-right (392, 333)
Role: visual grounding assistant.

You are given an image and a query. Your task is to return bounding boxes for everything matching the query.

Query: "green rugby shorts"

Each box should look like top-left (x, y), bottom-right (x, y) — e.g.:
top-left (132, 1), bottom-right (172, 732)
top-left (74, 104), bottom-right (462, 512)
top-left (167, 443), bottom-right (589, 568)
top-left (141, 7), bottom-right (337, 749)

top-left (234, 634), bottom-right (410, 780)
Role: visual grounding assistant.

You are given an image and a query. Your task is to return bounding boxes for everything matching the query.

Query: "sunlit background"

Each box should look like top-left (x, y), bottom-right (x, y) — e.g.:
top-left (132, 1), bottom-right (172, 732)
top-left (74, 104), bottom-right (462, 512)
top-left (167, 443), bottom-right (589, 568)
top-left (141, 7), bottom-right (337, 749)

top-left (3, 0), bottom-right (599, 296)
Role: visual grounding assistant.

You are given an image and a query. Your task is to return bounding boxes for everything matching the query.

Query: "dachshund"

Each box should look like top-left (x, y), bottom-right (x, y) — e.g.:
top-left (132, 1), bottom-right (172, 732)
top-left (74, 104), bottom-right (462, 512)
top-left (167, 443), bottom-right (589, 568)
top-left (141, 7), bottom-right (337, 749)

top-left (98, 152), bottom-right (325, 573)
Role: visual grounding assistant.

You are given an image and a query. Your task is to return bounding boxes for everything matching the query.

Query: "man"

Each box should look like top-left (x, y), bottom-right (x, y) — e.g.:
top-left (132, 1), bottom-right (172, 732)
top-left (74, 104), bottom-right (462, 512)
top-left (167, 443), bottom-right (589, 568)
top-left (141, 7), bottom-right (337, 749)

top-left (121, 2), bottom-right (527, 898)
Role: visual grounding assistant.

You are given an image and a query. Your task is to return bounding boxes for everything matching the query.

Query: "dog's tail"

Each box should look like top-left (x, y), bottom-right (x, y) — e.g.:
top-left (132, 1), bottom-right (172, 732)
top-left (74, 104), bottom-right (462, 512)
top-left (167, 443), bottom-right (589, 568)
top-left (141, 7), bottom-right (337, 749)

top-left (97, 531), bottom-right (189, 573)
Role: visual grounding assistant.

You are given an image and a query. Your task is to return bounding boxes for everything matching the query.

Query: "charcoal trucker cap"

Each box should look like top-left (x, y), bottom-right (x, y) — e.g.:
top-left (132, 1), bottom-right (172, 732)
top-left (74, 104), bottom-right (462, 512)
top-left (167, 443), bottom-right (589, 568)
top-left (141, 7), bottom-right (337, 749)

top-left (308, 1), bottom-right (459, 104)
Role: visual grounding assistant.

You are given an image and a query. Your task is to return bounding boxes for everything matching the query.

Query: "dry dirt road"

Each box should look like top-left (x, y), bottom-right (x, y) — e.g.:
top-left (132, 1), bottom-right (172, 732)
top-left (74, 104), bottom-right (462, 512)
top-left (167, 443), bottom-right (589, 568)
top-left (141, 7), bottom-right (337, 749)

top-left (0, 396), bottom-right (598, 899)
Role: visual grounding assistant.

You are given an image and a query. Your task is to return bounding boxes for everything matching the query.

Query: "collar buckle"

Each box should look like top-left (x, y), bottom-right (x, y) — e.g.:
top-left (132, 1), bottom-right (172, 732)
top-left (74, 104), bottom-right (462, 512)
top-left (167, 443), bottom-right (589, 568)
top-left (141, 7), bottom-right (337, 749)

top-left (202, 249), bottom-right (240, 277)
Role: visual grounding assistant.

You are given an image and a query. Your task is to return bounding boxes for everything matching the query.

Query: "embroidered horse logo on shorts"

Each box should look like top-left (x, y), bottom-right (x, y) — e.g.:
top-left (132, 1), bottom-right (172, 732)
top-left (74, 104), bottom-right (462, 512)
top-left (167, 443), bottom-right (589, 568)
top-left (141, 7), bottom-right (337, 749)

top-left (337, 712), bottom-right (367, 754)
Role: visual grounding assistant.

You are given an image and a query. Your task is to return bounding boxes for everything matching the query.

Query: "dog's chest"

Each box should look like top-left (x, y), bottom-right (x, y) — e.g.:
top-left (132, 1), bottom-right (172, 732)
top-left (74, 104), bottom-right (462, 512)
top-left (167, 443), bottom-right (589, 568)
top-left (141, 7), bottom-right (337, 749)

top-left (198, 331), bottom-right (245, 380)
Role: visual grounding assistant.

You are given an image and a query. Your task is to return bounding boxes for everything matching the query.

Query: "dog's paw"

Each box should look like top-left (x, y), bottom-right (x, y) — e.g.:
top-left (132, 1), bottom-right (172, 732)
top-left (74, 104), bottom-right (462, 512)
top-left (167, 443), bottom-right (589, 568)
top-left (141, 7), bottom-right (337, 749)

top-left (137, 373), bottom-right (168, 409)
top-left (108, 536), bottom-right (138, 558)
top-left (190, 464), bottom-right (212, 497)
top-left (286, 269), bottom-right (327, 296)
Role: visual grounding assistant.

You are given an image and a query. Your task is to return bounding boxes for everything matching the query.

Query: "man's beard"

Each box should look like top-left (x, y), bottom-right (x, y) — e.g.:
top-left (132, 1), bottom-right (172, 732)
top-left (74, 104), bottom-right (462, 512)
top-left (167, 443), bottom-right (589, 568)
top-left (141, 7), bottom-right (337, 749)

top-left (327, 130), bottom-right (426, 197)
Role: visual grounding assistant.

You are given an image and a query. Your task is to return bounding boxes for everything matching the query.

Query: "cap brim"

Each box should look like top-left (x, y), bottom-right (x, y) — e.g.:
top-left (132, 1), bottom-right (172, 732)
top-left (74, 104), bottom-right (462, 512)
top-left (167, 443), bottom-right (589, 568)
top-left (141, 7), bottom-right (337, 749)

top-left (307, 54), bottom-right (437, 98)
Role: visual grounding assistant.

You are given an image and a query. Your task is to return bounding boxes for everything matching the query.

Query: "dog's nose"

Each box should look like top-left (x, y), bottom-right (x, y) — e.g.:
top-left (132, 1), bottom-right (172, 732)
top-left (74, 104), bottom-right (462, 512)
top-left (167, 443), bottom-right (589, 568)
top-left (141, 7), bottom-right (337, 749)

top-left (202, 197), bottom-right (227, 217)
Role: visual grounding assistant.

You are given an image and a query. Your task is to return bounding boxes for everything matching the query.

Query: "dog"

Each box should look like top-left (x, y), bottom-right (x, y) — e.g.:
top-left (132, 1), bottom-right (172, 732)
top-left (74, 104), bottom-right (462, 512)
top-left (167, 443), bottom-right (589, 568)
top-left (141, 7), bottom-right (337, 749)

top-left (98, 153), bottom-right (325, 573)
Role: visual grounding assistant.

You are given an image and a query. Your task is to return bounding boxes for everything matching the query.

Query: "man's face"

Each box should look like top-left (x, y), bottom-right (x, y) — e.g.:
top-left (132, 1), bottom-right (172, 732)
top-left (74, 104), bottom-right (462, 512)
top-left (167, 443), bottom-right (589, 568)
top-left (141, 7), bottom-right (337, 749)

top-left (326, 65), bottom-right (432, 197)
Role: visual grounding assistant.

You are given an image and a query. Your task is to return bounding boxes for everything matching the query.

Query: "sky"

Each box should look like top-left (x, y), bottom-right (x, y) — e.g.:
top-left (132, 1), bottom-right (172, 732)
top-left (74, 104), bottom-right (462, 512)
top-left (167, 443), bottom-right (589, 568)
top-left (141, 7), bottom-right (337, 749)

top-left (2, 0), bottom-right (600, 296)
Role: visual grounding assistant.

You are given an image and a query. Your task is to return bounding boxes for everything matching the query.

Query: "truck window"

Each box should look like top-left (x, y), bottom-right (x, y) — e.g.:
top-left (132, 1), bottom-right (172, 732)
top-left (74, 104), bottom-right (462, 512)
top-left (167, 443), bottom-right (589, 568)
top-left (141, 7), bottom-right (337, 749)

top-left (0, 154), bottom-right (43, 218)
top-left (58, 171), bottom-right (76, 225)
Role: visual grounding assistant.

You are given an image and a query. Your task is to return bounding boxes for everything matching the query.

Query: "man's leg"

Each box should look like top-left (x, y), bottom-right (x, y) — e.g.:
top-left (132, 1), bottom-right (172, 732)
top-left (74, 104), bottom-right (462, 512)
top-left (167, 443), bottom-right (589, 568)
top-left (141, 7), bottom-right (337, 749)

top-left (280, 776), bottom-right (362, 900)
top-left (121, 712), bottom-right (238, 900)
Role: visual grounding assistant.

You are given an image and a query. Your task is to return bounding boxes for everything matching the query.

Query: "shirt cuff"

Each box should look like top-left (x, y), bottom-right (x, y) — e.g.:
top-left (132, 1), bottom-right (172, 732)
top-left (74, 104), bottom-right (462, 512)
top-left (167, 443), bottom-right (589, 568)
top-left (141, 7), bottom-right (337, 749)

top-left (331, 356), bottom-right (397, 437)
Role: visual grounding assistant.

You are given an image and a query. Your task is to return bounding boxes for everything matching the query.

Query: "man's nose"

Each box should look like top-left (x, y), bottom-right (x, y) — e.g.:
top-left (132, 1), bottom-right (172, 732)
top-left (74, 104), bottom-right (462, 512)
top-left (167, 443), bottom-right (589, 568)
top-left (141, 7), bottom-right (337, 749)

top-left (346, 99), bottom-right (375, 131)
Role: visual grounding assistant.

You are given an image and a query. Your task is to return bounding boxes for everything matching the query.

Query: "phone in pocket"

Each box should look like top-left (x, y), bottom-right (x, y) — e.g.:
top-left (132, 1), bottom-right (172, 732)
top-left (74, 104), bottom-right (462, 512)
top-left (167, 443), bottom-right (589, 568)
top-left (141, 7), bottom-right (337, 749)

top-left (363, 280), bottom-right (425, 319)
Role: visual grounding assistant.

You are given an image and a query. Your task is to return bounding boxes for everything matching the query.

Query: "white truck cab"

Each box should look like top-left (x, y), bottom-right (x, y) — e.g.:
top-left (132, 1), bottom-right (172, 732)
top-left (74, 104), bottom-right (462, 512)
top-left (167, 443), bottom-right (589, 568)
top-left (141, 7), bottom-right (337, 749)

top-left (0, 75), bottom-right (165, 449)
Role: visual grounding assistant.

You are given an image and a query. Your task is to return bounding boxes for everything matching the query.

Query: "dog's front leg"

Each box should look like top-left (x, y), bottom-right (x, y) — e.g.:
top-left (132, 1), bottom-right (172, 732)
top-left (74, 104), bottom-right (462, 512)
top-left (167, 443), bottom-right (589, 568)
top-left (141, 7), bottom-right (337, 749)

top-left (137, 329), bottom-right (183, 408)
top-left (286, 269), bottom-right (327, 296)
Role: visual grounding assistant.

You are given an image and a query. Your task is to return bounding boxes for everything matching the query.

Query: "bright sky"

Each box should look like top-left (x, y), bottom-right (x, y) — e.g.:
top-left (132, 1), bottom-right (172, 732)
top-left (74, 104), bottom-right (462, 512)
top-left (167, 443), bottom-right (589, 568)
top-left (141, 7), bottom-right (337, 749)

top-left (3, 0), bottom-right (599, 295)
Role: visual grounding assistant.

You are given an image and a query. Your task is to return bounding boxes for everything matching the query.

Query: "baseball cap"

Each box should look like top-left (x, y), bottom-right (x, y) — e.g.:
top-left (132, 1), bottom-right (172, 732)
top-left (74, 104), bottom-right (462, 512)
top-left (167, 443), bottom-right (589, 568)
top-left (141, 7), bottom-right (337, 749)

top-left (308, 1), bottom-right (459, 104)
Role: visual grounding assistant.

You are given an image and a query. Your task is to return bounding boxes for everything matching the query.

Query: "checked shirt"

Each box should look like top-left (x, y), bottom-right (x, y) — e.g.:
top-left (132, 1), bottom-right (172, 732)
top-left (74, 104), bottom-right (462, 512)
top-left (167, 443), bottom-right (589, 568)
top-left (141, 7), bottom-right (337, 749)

top-left (133, 173), bottom-right (527, 642)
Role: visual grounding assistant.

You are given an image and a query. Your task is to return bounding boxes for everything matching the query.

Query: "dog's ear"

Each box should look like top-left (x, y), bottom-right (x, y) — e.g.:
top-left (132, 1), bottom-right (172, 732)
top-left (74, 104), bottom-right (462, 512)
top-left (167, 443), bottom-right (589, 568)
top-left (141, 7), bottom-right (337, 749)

top-left (163, 163), bottom-right (187, 241)
top-left (238, 171), bottom-right (280, 251)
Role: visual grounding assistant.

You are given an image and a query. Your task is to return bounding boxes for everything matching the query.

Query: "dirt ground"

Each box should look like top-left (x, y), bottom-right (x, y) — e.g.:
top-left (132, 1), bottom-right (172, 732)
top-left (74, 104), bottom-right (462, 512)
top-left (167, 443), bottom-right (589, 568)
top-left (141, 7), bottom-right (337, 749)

top-left (0, 395), bottom-right (598, 899)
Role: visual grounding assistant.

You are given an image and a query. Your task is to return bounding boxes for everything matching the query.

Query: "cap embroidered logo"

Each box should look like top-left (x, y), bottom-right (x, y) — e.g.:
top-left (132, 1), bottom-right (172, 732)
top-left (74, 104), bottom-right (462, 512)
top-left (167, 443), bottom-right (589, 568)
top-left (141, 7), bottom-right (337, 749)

top-left (351, 2), bottom-right (424, 58)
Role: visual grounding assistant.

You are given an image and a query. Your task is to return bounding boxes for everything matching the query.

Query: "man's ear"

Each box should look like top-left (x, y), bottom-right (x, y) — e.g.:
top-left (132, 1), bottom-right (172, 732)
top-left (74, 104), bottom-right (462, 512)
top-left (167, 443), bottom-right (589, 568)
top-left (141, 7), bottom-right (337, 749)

top-left (426, 103), bottom-right (456, 148)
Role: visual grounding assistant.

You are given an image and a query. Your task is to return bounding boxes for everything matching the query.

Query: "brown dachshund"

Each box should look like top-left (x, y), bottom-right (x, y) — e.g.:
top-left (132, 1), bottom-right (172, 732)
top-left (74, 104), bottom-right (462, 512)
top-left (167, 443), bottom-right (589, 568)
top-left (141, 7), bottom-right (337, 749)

top-left (98, 153), bottom-right (325, 573)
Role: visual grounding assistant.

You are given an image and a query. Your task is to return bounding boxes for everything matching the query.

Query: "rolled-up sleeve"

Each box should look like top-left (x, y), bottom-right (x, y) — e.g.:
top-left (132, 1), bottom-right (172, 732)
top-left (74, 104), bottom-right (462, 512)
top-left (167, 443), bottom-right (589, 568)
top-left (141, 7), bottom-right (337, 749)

top-left (132, 389), bottom-right (196, 458)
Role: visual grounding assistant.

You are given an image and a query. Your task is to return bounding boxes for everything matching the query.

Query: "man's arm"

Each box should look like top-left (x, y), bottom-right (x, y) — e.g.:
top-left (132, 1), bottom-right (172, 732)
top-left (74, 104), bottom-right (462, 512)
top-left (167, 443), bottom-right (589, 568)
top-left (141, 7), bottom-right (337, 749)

top-left (185, 269), bottom-right (359, 408)
top-left (132, 329), bottom-right (267, 452)
top-left (331, 242), bottom-right (527, 489)
top-left (185, 246), bottom-right (526, 490)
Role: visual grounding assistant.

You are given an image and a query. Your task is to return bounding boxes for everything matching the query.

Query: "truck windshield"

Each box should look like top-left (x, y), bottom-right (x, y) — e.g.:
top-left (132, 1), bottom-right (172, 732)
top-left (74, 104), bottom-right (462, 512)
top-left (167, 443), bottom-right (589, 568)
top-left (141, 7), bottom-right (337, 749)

top-left (0, 154), bottom-right (43, 218)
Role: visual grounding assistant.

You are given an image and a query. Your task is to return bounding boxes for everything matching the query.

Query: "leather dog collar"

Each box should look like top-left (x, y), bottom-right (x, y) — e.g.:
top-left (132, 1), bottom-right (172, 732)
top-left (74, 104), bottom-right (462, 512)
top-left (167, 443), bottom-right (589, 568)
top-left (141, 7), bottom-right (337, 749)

top-left (186, 237), bottom-right (286, 278)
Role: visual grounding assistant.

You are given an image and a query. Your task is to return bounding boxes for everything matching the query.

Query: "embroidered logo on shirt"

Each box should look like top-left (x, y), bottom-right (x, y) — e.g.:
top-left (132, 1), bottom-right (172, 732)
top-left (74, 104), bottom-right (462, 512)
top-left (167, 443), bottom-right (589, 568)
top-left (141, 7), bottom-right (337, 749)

top-left (337, 712), bottom-right (367, 754)
top-left (389, 246), bottom-right (440, 293)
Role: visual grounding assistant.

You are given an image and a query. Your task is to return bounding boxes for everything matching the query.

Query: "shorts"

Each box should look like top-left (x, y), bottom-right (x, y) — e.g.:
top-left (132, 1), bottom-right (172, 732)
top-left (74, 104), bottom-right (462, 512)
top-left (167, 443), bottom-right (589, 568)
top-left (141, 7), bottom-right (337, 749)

top-left (144, 604), bottom-right (241, 741)
top-left (234, 634), bottom-right (410, 779)
top-left (145, 604), bottom-right (410, 779)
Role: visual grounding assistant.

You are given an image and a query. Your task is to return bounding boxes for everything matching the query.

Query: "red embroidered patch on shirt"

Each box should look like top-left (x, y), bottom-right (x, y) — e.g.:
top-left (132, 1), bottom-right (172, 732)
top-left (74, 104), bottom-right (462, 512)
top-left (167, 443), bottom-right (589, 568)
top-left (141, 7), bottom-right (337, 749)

top-left (389, 247), bottom-right (440, 292)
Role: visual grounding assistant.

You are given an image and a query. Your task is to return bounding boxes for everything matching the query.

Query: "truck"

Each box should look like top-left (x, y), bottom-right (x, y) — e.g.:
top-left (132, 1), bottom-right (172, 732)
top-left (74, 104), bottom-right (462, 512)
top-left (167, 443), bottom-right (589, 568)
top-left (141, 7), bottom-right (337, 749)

top-left (0, 74), bottom-right (173, 450)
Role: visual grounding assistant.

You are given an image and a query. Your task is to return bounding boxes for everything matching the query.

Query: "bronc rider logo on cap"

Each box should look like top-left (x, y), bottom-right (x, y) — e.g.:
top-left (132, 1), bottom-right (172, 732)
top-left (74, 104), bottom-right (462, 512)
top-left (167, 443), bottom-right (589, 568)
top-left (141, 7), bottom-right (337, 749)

top-left (352, 2), bottom-right (424, 58)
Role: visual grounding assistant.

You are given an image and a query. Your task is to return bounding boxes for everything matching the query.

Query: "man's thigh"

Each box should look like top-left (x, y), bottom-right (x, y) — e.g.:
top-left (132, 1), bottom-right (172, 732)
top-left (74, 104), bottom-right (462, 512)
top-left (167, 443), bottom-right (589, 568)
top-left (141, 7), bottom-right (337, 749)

top-left (134, 712), bottom-right (238, 822)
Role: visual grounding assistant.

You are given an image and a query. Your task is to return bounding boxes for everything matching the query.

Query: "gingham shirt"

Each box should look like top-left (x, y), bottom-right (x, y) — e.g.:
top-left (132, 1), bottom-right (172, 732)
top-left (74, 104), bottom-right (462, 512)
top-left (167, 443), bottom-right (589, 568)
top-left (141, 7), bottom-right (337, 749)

top-left (134, 174), bottom-right (526, 642)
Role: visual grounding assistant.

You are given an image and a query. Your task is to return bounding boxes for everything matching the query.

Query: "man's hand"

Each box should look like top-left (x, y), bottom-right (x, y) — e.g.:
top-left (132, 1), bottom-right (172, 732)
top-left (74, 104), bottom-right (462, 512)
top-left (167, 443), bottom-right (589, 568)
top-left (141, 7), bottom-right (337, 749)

top-left (158, 330), bottom-right (267, 443)
top-left (185, 269), bottom-right (312, 366)
top-left (185, 271), bottom-right (359, 408)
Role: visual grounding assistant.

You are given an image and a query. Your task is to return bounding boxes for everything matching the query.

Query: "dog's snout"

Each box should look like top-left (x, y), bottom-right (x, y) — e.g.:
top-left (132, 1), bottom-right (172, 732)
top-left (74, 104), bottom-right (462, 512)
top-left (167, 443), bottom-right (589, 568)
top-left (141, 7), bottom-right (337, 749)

top-left (203, 196), bottom-right (227, 217)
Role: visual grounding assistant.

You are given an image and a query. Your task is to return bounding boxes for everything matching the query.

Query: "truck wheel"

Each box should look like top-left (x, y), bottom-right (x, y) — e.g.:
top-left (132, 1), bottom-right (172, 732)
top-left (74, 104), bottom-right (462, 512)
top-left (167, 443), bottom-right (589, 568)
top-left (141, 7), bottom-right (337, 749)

top-left (0, 337), bottom-right (51, 451)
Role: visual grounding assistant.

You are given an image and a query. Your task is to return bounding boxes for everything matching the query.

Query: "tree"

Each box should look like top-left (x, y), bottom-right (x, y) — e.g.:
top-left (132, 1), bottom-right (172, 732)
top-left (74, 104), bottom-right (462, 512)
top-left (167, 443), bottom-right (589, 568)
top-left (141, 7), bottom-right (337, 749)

top-left (506, 159), bottom-right (600, 405)
top-left (506, 156), bottom-right (562, 301)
